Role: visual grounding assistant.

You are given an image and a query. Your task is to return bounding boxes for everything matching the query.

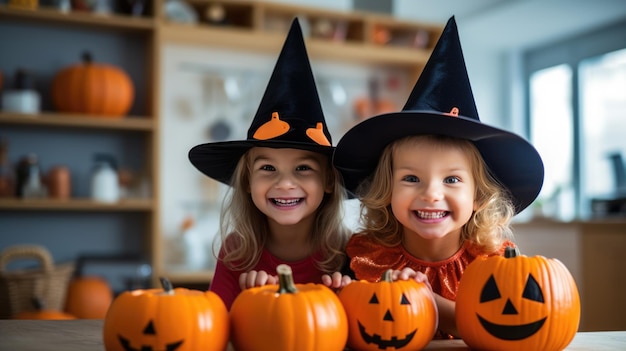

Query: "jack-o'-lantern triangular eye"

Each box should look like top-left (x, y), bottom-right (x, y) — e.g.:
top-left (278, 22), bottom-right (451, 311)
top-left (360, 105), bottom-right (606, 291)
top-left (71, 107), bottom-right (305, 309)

top-left (369, 293), bottom-right (379, 304)
top-left (480, 275), bottom-right (501, 303)
top-left (522, 274), bottom-right (544, 302)
top-left (400, 294), bottom-right (410, 305)
top-left (143, 320), bottom-right (156, 335)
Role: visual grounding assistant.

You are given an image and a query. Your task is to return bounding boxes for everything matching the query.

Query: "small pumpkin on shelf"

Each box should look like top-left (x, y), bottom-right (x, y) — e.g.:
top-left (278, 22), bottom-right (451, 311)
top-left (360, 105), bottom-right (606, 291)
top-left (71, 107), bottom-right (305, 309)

top-left (102, 277), bottom-right (228, 351)
top-left (338, 269), bottom-right (438, 351)
top-left (13, 297), bottom-right (76, 320)
top-left (455, 247), bottom-right (581, 351)
top-left (230, 264), bottom-right (348, 351)
top-left (51, 51), bottom-right (134, 118)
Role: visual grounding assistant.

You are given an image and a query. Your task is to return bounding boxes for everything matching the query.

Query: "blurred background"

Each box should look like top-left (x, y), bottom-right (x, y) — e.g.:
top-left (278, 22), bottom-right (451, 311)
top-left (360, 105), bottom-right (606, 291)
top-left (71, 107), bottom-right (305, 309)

top-left (1, 0), bottom-right (625, 330)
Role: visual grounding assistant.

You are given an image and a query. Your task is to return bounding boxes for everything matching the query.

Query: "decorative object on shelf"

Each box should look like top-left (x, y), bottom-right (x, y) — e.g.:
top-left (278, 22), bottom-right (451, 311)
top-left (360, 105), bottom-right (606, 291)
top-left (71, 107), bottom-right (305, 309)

top-left (7, 0), bottom-right (38, 10)
top-left (456, 247), bottom-right (580, 351)
top-left (164, 0), bottom-right (198, 24)
top-left (0, 139), bottom-right (15, 198)
top-left (352, 76), bottom-right (396, 121)
top-left (230, 264), bottom-right (348, 351)
top-left (13, 297), bottom-right (76, 320)
top-left (204, 3), bottom-right (227, 26)
top-left (15, 153), bottom-right (47, 199)
top-left (90, 153), bottom-right (120, 203)
top-left (103, 277), bottom-right (229, 351)
top-left (1, 69), bottom-right (41, 114)
top-left (0, 245), bottom-right (75, 319)
top-left (338, 269), bottom-right (437, 351)
top-left (51, 52), bottom-right (134, 118)
top-left (46, 165), bottom-right (71, 200)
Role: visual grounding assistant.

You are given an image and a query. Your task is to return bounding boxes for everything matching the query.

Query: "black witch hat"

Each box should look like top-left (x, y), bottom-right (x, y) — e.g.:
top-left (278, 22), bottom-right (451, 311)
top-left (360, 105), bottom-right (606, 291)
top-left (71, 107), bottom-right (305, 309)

top-left (189, 18), bottom-right (333, 185)
top-left (332, 16), bottom-right (544, 213)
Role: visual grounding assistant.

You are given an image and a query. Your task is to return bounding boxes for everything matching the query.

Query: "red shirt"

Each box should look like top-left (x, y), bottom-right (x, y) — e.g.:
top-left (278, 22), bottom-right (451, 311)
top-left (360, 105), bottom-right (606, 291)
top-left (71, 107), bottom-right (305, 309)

top-left (209, 248), bottom-right (325, 310)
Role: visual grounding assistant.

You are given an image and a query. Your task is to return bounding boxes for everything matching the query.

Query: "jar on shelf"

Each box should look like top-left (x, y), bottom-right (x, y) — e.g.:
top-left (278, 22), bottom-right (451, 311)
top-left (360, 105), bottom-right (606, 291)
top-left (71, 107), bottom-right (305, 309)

top-left (90, 153), bottom-right (119, 203)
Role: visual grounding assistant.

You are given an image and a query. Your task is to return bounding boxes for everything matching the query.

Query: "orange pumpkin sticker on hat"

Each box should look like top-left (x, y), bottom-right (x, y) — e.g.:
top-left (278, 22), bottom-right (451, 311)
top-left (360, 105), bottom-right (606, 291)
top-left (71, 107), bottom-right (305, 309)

top-left (444, 107), bottom-right (459, 117)
top-left (306, 122), bottom-right (331, 146)
top-left (253, 112), bottom-right (290, 140)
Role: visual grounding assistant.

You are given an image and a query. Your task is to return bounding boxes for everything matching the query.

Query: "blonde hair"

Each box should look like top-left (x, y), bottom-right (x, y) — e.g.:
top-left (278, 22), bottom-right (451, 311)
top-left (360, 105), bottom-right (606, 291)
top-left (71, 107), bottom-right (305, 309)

top-left (215, 148), bottom-right (351, 273)
top-left (357, 135), bottom-right (515, 254)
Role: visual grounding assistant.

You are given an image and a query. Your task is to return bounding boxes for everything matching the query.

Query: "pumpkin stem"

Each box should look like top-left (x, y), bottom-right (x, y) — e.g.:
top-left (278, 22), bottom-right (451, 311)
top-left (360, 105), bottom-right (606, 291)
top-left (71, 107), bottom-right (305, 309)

top-left (159, 276), bottom-right (175, 295)
top-left (381, 269), bottom-right (393, 282)
top-left (31, 297), bottom-right (44, 311)
top-left (81, 51), bottom-right (93, 64)
top-left (504, 246), bottom-right (519, 258)
top-left (276, 264), bottom-right (298, 294)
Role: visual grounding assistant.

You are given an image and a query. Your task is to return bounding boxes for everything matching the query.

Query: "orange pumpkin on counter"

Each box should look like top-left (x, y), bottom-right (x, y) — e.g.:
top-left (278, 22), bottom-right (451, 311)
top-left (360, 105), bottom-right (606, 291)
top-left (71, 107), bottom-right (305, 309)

top-left (13, 297), bottom-right (76, 320)
top-left (230, 264), bottom-right (348, 351)
top-left (102, 277), bottom-right (228, 351)
top-left (338, 269), bottom-right (437, 351)
top-left (456, 247), bottom-right (580, 351)
top-left (51, 52), bottom-right (134, 118)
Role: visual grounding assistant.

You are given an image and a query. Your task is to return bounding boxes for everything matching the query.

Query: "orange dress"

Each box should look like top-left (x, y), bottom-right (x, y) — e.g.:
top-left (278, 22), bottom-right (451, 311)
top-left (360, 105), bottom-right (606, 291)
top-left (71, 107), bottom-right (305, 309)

top-left (346, 233), bottom-right (514, 339)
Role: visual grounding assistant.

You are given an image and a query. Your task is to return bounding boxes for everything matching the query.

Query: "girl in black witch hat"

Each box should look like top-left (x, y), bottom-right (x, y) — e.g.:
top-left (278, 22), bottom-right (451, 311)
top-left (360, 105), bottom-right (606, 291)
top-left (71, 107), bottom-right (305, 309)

top-left (188, 18), bottom-right (351, 310)
top-left (332, 17), bottom-right (544, 338)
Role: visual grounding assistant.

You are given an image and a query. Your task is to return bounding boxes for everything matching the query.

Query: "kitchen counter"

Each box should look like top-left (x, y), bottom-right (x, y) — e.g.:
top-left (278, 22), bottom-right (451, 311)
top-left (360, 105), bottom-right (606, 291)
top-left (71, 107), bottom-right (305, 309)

top-left (0, 320), bottom-right (624, 350)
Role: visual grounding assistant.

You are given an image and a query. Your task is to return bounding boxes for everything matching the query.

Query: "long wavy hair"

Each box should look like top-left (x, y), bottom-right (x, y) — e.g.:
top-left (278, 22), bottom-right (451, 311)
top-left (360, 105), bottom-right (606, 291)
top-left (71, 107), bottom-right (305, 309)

top-left (357, 135), bottom-right (515, 254)
top-left (214, 147), bottom-right (351, 273)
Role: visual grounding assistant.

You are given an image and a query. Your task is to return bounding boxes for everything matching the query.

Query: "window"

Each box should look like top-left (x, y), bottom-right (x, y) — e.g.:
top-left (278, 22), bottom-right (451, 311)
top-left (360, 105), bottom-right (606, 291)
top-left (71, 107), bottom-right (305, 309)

top-left (525, 20), bottom-right (626, 220)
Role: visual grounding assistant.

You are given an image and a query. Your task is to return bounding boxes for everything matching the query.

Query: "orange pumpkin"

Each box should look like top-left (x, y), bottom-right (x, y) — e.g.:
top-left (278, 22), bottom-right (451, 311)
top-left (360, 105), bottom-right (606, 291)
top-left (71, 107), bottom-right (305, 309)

top-left (456, 247), bottom-right (580, 351)
top-left (51, 52), bottom-right (134, 117)
top-left (64, 275), bottom-right (113, 319)
top-left (13, 297), bottom-right (76, 320)
top-left (338, 269), bottom-right (438, 351)
top-left (230, 264), bottom-right (348, 351)
top-left (102, 277), bottom-right (229, 351)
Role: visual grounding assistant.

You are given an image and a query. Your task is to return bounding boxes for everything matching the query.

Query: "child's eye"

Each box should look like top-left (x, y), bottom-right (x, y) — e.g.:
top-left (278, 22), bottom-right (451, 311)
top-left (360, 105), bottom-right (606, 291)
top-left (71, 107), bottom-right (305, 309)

top-left (260, 164), bottom-right (275, 171)
top-left (296, 164), bottom-right (313, 171)
top-left (444, 176), bottom-right (460, 184)
top-left (402, 175), bottom-right (419, 182)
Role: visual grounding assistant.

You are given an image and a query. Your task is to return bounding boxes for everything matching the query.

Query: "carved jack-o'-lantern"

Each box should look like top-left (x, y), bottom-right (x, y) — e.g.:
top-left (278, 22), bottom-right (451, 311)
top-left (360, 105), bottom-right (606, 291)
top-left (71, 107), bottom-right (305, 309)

top-left (102, 277), bottom-right (229, 351)
top-left (338, 269), bottom-right (438, 351)
top-left (456, 247), bottom-right (580, 351)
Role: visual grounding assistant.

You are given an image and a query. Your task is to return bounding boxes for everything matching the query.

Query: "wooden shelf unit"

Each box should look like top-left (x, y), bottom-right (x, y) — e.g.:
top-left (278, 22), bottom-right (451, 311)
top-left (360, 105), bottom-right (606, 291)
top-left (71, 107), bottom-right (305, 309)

top-left (0, 0), bottom-right (440, 287)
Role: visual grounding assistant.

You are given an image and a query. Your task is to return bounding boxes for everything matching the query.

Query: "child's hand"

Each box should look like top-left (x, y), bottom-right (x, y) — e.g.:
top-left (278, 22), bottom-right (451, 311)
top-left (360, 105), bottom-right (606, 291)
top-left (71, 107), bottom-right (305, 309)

top-left (391, 268), bottom-right (433, 290)
top-left (321, 272), bottom-right (352, 290)
top-left (238, 270), bottom-right (278, 290)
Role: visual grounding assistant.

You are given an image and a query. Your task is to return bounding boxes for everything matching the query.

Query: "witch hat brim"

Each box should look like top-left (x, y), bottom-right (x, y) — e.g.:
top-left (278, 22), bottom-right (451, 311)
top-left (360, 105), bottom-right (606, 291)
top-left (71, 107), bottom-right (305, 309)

top-left (332, 16), bottom-right (543, 213)
top-left (189, 18), bottom-right (334, 185)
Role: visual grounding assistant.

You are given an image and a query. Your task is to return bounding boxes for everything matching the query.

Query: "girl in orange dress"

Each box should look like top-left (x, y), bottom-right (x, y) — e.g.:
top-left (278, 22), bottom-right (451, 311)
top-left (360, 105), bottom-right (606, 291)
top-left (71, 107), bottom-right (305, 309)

top-left (333, 16), bottom-right (544, 339)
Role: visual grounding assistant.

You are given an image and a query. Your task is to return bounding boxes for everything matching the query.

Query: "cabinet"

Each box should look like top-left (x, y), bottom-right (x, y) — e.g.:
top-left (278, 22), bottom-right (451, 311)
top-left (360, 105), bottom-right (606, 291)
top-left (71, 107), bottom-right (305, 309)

top-left (0, 1), bottom-right (439, 289)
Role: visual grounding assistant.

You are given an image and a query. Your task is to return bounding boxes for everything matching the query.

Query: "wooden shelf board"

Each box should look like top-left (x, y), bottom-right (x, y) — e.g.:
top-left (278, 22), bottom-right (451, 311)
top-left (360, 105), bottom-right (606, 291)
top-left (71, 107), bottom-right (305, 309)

top-left (0, 198), bottom-right (154, 211)
top-left (160, 23), bottom-right (430, 68)
top-left (0, 5), bottom-right (155, 31)
top-left (0, 112), bottom-right (155, 131)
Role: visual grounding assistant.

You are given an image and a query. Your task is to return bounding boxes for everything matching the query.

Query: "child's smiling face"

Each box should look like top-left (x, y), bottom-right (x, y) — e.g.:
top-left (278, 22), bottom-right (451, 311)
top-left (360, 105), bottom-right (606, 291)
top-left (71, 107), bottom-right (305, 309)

top-left (390, 138), bottom-right (477, 242)
top-left (247, 147), bottom-right (330, 228)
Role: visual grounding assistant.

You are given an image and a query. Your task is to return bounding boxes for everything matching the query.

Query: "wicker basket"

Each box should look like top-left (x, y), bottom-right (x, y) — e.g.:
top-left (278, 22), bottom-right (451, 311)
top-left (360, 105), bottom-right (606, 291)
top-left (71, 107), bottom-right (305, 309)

top-left (0, 245), bottom-right (75, 319)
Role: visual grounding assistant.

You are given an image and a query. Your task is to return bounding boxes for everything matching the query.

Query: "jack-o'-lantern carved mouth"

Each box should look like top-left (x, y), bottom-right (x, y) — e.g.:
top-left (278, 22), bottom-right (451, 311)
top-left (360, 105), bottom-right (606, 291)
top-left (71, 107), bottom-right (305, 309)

top-left (117, 320), bottom-right (184, 351)
top-left (118, 336), bottom-right (184, 351)
top-left (357, 321), bottom-right (416, 349)
top-left (476, 314), bottom-right (547, 340)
